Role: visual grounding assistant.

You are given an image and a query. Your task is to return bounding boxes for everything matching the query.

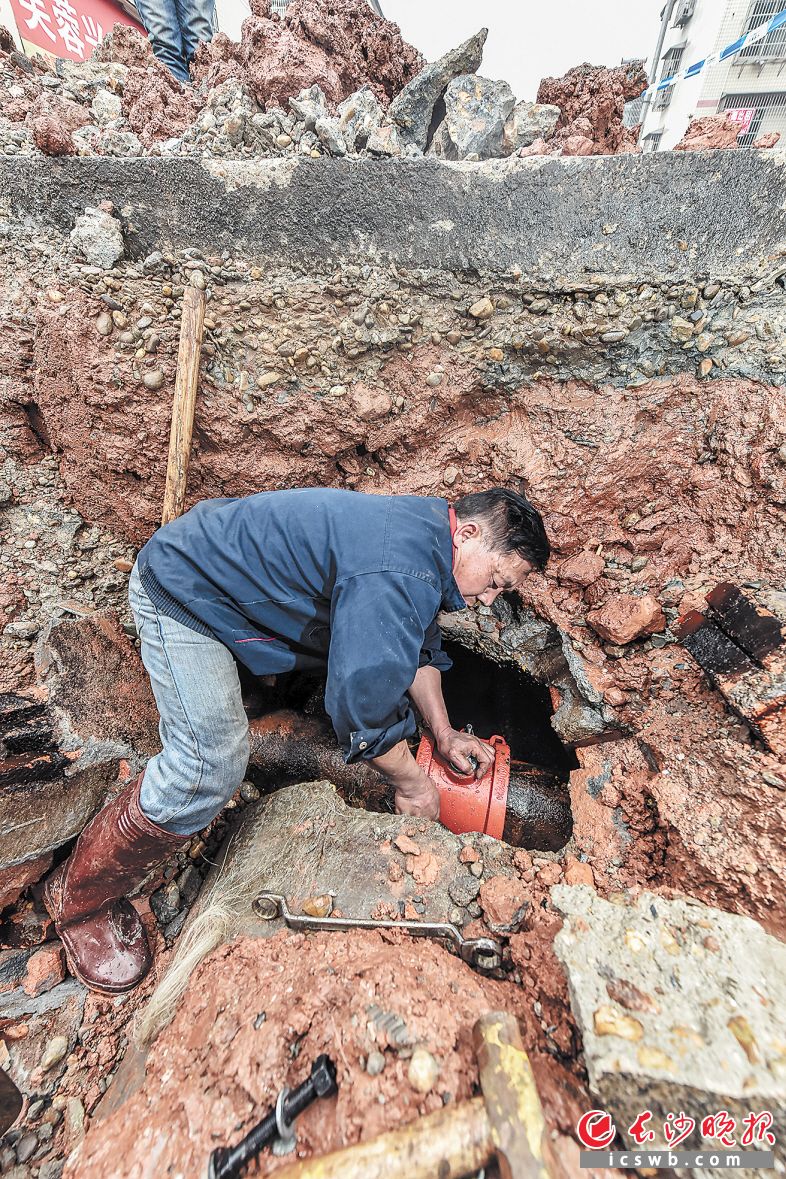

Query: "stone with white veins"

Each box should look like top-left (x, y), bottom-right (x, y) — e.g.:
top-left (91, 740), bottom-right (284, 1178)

top-left (388, 28), bottom-right (488, 151)
top-left (552, 884), bottom-right (786, 1159)
top-left (69, 207), bottom-right (124, 269)
top-left (503, 100), bottom-right (561, 154)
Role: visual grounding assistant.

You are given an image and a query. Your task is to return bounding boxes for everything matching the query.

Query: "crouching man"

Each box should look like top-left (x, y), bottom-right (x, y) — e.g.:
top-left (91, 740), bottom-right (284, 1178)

top-left (44, 486), bottom-right (549, 994)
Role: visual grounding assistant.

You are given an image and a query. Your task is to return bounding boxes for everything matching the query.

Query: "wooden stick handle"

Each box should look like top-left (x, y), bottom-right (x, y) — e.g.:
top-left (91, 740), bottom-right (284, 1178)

top-left (161, 284), bottom-right (206, 527)
top-left (473, 1012), bottom-right (551, 1179)
top-left (271, 1096), bottom-right (493, 1179)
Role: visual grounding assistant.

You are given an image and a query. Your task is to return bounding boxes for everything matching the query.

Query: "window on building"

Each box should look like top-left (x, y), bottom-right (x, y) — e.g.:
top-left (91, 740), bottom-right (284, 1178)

top-left (739, 0), bottom-right (786, 59)
top-left (623, 95), bottom-right (644, 127)
top-left (642, 132), bottom-right (663, 152)
top-left (673, 0), bottom-right (696, 27)
top-left (661, 45), bottom-right (685, 80)
top-left (720, 90), bottom-right (786, 144)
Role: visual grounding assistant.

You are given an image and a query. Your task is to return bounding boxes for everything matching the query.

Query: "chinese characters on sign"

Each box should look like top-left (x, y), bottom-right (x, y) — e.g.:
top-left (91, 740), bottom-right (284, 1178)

top-left (9, 0), bottom-right (142, 63)
top-left (725, 107), bottom-right (758, 136)
top-left (577, 1107), bottom-right (777, 1151)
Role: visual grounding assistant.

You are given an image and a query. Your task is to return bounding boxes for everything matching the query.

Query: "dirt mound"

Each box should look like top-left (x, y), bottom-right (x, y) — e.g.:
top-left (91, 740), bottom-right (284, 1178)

top-left (92, 21), bottom-right (156, 70)
top-left (65, 930), bottom-right (529, 1177)
top-left (192, 0), bottom-right (423, 109)
top-left (674, 113), bottom-right (741, 151)
top-left (536, 60), bottom-right (646, 155)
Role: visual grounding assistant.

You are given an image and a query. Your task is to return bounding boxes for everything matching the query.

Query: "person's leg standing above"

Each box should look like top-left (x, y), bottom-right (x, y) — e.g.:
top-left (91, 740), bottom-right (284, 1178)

top-left (135, 0), bottom-right (190, 83)
top-left (43, 564), bottom-right (250, 994)
top-left (175, 0), bottom-right (215, 76)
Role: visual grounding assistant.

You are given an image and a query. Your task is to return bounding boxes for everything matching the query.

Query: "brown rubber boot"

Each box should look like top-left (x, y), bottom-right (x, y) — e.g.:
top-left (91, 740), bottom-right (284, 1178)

top-left (43, 774), bottom-right (190, 995)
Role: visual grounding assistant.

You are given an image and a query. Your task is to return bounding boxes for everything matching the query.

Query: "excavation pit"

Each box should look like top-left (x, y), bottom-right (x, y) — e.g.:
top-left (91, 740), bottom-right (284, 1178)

top-left (2, 142), bottom-right (786, 1178)
top-left (238, 635), bottom-right (576, 853)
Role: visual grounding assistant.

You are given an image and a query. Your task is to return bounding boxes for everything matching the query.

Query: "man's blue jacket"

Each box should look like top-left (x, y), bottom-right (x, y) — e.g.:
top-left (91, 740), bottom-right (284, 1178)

top-left (137, 488), bottom-right (466, 763)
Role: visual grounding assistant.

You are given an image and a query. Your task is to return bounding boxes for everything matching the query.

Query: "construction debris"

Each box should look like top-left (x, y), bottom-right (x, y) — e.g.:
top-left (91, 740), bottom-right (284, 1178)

top-left (536, 59), bottom-right (647, 155)
top-left (678, 582), bottom-right (786, 758)
top-left (554, 885), bottom-right (786, 1161)
top-left (2, 0), bottom-right (786, 1172)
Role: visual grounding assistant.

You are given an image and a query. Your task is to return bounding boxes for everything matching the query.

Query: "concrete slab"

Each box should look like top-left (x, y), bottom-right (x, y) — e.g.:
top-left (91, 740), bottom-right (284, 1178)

top-left (2, 152), bottom-right (785, 283)
top-left (552, 885), bottom-right (786, 1161)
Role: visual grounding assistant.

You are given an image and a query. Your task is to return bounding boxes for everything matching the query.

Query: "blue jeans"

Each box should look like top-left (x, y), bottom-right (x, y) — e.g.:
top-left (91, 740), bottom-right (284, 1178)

top-left (128, 563), bottom-right (249, 835)
top-left (135, 0), bottom-right (215, 83)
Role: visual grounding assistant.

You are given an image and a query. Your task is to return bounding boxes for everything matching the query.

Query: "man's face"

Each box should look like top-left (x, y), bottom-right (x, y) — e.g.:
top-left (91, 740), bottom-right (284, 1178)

top-left (451, 519), bottom-right (534, 606)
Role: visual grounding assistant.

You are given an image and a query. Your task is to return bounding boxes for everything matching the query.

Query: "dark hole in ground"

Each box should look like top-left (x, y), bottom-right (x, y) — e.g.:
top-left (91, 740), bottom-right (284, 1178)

top-left (439, 641), bottom-right (579, 778)
top-left (238, 639), bottom-right (575, 851)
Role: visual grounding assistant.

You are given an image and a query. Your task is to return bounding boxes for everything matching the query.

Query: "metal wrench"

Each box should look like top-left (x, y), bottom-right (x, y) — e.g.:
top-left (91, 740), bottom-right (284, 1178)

top-left (253, 892), bottom-right (503, 973)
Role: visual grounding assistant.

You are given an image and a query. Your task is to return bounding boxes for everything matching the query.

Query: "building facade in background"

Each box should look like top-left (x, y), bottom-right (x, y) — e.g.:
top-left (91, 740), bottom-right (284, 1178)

top-left (638, 0), bottom-right (786, 150)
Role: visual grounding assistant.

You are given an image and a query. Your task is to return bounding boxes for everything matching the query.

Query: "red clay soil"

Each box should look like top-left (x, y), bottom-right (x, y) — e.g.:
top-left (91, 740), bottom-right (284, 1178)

top-left (0, 0), bottom-right (420, 146)
top-left (674, 113), bottom-right (741, 151)
top-left (95, 26), bottom-right (202, 144)
top-left (26, 93), bottom-right (92, 155)
top-left (13, 290), bottom-right (786, 933)
top-left (192, 0), bottom-right (423, 109)
top-left (65, 929), bottom-right (539, 1178)
top-left (536, 60), bottom-right (646, 155)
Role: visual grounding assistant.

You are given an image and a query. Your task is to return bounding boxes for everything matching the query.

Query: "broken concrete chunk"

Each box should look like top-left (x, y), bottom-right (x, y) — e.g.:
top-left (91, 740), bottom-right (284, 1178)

top-left (314, 116), bottom-right (347, 157)
top-left (388, 29), bottom-right (488, 151)
top-left (337, 86), bottom-right (383, 152)
top-left (288, 84), bottom-right (328, 132)
top-left (69, 208), bottom-right (125, 270)
top-left (91, 88), bottom-right (122, 125)
top-left (553, 885), bottom-right (786, 1156)
top-left (435, 74), bottom-right (515, 161)
top-left (503, 100), bottom-right (560, 154)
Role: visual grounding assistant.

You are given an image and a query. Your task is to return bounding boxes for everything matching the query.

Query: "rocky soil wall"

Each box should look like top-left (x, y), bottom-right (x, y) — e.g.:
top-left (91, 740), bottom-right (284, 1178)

top-left (1, 149), bottom-right (785, 930)
top-left (1, 144), bottom-right (786, 1179)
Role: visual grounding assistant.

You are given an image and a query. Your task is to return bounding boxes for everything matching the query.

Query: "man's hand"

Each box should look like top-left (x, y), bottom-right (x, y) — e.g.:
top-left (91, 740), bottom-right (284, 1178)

top-left (435, 727), bottom-right (495, 780)
top-left (394, 773), bottom-right (441, 820)
top-left (370, 739), bottom-right (441, 821)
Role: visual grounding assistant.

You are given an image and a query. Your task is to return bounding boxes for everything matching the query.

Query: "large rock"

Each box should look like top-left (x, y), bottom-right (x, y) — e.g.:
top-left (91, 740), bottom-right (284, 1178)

top-left (0, 614), bottom-right (158, 881)
top-left (674, 114), bottom-right (742, 152)
top-left (553, 885), bottom-right (786, 1157)
top-left (503, 100), bottom-right (560, 154)
top-left (193, 778), bottom-right (523, 933)
top-left (288, 83), bottom-right (328, 131)
top-left (587, 593), bottom-right (665, 645)
top-left (431, 75), bottom-right (515, 161)
top-left (337, 86), bottom-right (384, 152)
top-left (192, 0), bottom-right (424, 111)
top-left (69, 208), bottom-right (125, 270)
top-left (537, 60), bottom-right (646, 155)
top-left (388, 29), bottom-right (487, 151)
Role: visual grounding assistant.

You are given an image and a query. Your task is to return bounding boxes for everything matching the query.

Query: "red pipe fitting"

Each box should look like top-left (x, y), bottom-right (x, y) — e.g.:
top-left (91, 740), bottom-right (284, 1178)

top-left (415, 733), bottom-right (511, 840)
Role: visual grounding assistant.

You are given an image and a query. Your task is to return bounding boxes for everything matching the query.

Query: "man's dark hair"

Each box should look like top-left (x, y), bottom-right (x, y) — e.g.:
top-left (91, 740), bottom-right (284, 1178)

top-left (454, 487), bottom-right (550, 570)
